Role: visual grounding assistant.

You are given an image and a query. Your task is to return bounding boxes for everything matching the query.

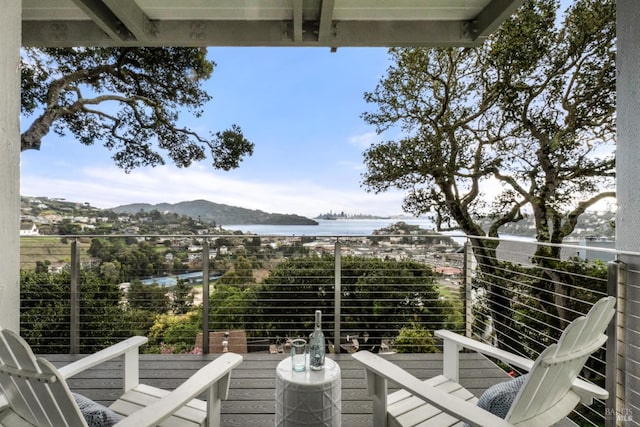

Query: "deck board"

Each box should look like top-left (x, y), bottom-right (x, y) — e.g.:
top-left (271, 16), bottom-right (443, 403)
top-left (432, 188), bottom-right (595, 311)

top-left (45, 352), bottom-right (510, 426)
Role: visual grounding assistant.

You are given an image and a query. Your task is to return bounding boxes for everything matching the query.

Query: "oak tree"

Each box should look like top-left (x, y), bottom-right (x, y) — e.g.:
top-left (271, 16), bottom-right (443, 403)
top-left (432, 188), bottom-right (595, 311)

top-left (362, 0), bottom-right (615, 250)
top-left (361, 0), bottom-right (615, 344)
top-left (21, 47), bottom-right (253, 171)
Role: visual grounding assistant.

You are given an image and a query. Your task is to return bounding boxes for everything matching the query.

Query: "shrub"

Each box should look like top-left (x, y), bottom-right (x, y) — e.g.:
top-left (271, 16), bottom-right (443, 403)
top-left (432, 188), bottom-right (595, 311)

top-left (394, 324), bottom-right (437, 353)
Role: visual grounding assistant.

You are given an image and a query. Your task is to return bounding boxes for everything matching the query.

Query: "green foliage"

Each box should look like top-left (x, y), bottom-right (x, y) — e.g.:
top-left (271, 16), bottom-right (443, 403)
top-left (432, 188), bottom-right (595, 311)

top-left (470, 256), bottom-right (609, 427)
top-left (169, 281), bottom-right (195, 314)
top-left (472, 258), bottom-right (608, 359)
top-left (394, 324), bottom-right (437, 353)
top-left (88, 238), bottom-right (165, 281)
top-left (513, 259), bottom-right (608, 350)
top-left (248, 255), bottom-right (458, 349)
top-left (20, 269), bottom-right (126, 353)
top-left (57, 218), bottom-right (82, 235)
top-left (127, 280), bottom-right (169, 313)
top-left (209, 285), bottom-right (253, 332)
top-left (361, 0), bottom-right (615, 247)
top-left (21, 47), bottom-right (253, 171)
top-left (216, 256), bottom-right (255, 288)
top-left (75, 271), bottom-right (129, 353)
top-left (120, 308), bottom-right (156, 338)
top-left (20, 270), bottom-right (71, 353)
top-left (147, 312), bottom-right (201, 354)
top-left (100, 261), bottom-right (122, 283)
top-left (360, 0), bottom-right (615, 361)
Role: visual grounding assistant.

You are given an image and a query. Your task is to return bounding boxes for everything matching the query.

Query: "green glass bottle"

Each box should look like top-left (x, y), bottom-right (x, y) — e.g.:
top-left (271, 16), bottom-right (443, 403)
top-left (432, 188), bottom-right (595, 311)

top-left (309, 310), bottom-right (325, 370)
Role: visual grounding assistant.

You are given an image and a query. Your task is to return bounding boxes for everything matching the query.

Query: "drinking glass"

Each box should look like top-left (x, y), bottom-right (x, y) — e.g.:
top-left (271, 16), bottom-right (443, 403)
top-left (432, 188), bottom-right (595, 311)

top-left (290, 338), bottom-right (307, 372)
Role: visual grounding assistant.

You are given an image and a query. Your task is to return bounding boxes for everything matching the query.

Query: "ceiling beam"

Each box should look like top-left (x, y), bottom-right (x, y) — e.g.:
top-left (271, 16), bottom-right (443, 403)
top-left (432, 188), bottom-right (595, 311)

top-left (70, 0), bottom-right (132, 41)
top-left (102, 0), bottom-right (155, 42)
top-left (23, 19), bottom-right (484, 48)
top-left (317, 0), bottom-right (336, 43)
top-left (472, 0), bottom-right (526, 41)
top-left (292, 0), bottom-right (303, 42)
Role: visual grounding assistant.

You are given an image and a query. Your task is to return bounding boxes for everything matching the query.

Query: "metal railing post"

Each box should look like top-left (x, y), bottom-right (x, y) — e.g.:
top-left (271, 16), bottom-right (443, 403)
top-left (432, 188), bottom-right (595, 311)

top-left (70, 239), bottom-right (80, 354)
top-left (202, 241), bottom-right (210, 354)
top-left (334, 240), bottom-right (341, 354)
top-left (464, 240), bottom-right (473, 338)
top-left (605, 260), bottom-right (624, 427)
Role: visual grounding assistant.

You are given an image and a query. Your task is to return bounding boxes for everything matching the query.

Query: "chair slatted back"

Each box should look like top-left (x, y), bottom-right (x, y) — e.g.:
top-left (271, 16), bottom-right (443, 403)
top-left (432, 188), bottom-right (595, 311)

top-left (0, 329), bottom-right (87, 426)
top-left (506, 296), bottom-right (616, 426)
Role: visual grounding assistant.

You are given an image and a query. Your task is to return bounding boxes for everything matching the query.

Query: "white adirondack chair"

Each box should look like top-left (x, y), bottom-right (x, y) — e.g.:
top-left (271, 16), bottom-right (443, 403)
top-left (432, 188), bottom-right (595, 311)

top-left (352, 296), bottom-right (616, 427)
top-left (0, 329), bottom-right (243, 426)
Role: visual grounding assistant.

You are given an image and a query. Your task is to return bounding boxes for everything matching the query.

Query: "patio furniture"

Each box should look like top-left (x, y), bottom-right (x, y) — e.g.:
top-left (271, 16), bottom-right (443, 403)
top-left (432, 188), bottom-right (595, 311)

top-left (0, 328), bottom-right (243, 426)
top-left (352, 296), bottom-right (616, 427)
top-left (275, 356), bottom-right (341, 426)
top-left (196, 330), bottom-right (248, 353)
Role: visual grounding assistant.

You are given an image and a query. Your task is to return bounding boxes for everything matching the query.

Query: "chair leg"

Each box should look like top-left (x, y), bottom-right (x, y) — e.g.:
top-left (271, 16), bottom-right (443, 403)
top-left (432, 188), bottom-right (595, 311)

top-left (123, 347), bottom-right (140, 393)
top-left (206, 384), bottom-right (222, 427)
top-left (442, 339), bottom-right (460, 382)
top-left (365, 369), bottom-right (388, 427)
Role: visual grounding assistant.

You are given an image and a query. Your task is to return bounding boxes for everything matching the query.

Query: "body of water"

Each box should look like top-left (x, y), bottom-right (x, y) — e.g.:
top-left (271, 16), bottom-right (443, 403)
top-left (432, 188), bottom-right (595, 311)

top-left (222, 219), bottom-right (537, 246)
top-left (224, 218), bottom-right (441, 236)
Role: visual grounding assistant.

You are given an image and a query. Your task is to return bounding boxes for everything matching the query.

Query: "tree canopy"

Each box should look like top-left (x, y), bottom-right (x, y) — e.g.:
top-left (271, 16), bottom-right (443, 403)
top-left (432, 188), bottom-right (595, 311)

top-left (360, 0), bottom-right (616, 344)
top-left (251, 255), bottom-right (459, 351)
top-left (21, 47), bottom-right (254, 171)
top-left (361, 0), bottom-right (615, 253)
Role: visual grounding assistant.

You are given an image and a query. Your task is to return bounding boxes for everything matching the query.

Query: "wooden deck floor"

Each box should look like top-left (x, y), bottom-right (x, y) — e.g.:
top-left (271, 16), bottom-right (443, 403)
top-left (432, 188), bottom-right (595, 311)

top-left (46, 352), bottom-right (510, 426)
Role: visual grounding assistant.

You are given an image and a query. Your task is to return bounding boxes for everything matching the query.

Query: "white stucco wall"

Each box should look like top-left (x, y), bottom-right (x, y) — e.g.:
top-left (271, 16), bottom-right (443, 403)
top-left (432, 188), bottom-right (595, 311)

top-left (616, 3), bottom-right (640, 252)
top-left (0, 0), bottom-right (20, 332)
top-left (616, 0), bottom-right (640, 423)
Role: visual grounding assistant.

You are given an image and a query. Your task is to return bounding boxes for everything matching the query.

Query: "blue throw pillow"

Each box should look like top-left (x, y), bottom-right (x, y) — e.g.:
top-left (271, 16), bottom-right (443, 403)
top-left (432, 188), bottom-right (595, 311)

top-left (72, 393), bottom-right (122, 427)
top-left (476, 374), bottom-right (528, 418)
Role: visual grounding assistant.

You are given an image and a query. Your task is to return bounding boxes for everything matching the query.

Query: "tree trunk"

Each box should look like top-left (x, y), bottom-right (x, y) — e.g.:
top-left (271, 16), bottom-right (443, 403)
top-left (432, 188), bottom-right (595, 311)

top-left (21, 109), bottom-right (60, 151)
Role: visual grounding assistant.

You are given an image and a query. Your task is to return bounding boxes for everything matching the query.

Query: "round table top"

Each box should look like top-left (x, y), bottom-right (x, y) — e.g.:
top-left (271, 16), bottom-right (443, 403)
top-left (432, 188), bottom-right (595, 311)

top-left (276, 356), bottom-right (341, 386)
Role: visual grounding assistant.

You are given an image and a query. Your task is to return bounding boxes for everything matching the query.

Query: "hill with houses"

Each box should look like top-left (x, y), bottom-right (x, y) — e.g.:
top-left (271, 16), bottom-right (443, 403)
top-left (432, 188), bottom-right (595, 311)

top-left (19, 196), bottom-right (316, 236)
top-left (110, 199), bottom-right (317, 226)
top-left (20, 196), bottom-right (615, 240)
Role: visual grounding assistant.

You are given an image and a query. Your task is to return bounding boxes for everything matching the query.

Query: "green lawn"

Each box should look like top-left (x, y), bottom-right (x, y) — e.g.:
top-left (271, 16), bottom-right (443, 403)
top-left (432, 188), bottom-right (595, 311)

top-left (20, 237), bottom-right (91, 270)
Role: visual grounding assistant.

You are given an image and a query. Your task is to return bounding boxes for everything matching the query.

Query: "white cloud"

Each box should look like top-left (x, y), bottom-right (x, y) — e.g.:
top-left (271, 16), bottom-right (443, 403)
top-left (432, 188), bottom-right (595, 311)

top-left (337, 160), bottom-right (366, 171)
top-left (348, 132), bottom-right (379, 149)
top-left (21, 164), bottom-right (408, 218)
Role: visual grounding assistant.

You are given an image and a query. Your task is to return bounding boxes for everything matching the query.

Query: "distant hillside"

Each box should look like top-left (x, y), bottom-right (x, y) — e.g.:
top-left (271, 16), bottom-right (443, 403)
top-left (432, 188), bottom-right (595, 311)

top-left (476, 210), bottom-right (615, 240)
top-left (110, 199), bottom-right (318, 226)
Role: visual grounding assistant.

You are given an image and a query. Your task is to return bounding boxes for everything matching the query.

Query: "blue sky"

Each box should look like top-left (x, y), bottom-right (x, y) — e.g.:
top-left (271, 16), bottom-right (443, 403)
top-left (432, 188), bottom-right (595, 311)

top-left (20, 47), bottom-right (411, 218)
top-left (20, 1), bottom-right (598, 220)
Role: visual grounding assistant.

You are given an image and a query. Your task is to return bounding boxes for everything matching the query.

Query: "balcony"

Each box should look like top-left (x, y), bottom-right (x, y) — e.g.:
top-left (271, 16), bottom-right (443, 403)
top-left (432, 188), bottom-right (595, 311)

top-left (18, 233), bottom-right (623, 426)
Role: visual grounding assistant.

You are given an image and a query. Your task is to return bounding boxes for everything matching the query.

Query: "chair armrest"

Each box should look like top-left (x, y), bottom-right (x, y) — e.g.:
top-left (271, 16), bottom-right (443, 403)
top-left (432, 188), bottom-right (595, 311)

top-left (436, 330), bottom-right (534, 370)
top-left (57, 336), bottom-right (148, 379)
top-left (353, 351), bottom-right (513, 427)
top-left (113, 353), bottom-right (243, 427)
top-left (435, 330), bottom-right (608, 404)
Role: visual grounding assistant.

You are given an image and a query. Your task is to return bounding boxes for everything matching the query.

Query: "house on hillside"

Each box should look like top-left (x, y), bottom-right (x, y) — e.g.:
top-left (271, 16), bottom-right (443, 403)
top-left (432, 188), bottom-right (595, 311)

top-left (19, 222), bottom-right (39, 236)
top-left (434, 266), bottom-right (462, 278)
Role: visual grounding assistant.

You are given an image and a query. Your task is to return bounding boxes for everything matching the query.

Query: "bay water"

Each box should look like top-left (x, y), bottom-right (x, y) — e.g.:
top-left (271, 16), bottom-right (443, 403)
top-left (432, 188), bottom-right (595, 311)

top-left (224, 218), bottom-right (439, 236)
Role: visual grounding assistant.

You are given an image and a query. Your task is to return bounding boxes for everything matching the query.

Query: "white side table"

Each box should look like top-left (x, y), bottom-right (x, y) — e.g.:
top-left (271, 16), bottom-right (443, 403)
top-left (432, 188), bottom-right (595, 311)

top-left (275, 356), bottom-right (341, 426)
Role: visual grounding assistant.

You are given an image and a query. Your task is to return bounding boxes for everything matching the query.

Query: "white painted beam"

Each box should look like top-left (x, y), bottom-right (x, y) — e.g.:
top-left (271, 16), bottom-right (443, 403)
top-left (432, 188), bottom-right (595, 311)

top-left (23, 19), bottom-right (482, 47)
top-left (472, 0), bottom-right (526, 41)
top-left (104, 0), bottom-right (155, 42)
top-left (0, 0), bottom-right (21, 332)
top-left (292, 0), bottom-right (303, 42)
top-left (71, 0), bottom-right (131, 41)
top-left (317, 0), bottom-right (335, 43)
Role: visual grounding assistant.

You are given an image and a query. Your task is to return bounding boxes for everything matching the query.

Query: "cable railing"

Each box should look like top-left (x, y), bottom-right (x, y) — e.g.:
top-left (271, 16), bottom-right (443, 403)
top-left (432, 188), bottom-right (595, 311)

top-left (19, 233), bottom-right (465, 355)
top-left (466, 236), bottom-right (621, 427)
top-left (19, 233), bottom-right (628, 426)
